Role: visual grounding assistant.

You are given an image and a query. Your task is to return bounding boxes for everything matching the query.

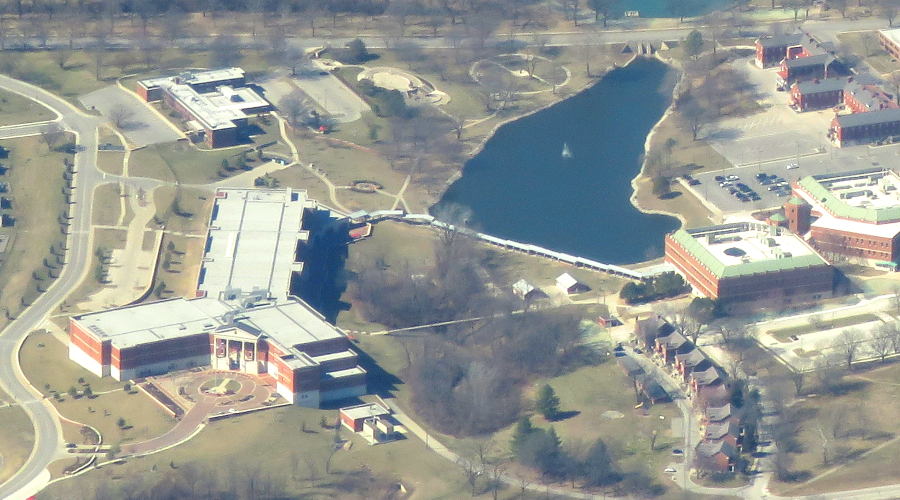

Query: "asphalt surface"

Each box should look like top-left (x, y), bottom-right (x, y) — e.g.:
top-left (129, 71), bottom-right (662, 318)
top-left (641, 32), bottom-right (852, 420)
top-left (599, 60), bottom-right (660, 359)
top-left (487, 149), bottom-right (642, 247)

top-left (79, 86), bottom-right (182, 148)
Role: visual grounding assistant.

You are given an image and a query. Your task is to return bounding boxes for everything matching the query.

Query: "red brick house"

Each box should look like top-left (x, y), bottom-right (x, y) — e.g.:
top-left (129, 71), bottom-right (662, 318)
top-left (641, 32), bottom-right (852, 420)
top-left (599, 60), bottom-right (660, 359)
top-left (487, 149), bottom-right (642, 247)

top-left (754, 33), bottom-right (803, 68)
top-left (703, 403), bottom-right (732, 425)
top-left (830, 109), bottom-right (900, 148)
top-left (789, 78), bottom-right (846, 111)
top-left (674, 346), bottom-right (707, 382)
top-left (654, 331), bottom-right (688, 364)
top-left (843, 80), bottom-right (899, 114)
top-left (696, 440), bottom-right (737, 473)
top-left (704, 419), bottom-right (742, 449)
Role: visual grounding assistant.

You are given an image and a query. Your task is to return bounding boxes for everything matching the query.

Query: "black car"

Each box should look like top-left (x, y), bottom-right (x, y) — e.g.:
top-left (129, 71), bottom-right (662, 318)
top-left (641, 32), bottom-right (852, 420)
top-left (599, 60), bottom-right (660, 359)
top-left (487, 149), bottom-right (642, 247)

top-left (737, 183), bottom-right (752, 193)
top-left (714, 175), bottom-right (726, 182)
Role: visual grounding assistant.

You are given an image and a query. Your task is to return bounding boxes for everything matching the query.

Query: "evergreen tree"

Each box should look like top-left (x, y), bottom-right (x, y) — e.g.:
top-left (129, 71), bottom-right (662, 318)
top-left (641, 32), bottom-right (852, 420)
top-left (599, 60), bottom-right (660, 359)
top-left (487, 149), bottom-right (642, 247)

top-left (511, 416), bottom-right (534, 454)
top-left (535, 384), bottom-right (561, 421)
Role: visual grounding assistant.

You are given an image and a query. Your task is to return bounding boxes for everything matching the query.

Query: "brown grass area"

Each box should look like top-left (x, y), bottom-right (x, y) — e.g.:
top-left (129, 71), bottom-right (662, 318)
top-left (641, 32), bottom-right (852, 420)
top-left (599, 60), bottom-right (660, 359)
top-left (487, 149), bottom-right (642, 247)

top-left (770, 362), bottom-right (900, 495)
top-left (0, 135), bottom-right (72, 330)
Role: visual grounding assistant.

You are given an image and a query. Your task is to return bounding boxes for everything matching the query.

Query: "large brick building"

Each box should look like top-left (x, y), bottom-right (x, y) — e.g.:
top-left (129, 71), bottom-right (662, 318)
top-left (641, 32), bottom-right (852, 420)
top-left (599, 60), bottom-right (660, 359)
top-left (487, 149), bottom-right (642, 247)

top-left (137, 68), bottom-right (272, 148)
top-left (68, 187), bottom-right (367, 407)
top-left (788, 169), bottom-right (900, 269)
top-left (69, 297), bottom-right (366, 407)
top-left (665, 222), bottom-right (834, 309)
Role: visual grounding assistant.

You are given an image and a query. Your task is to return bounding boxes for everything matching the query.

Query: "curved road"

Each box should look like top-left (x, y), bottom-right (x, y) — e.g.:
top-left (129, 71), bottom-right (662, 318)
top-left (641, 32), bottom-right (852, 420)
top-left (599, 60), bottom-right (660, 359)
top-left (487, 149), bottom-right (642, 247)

top-left (0, 75), bottom-right (102, 500)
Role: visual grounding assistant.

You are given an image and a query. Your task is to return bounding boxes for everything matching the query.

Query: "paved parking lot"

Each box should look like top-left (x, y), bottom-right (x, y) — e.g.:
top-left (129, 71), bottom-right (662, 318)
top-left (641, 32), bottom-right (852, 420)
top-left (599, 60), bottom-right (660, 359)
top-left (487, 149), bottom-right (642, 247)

top-left (688, 57), bottom-right (900, 215)
top-left (705, 58), bottom-right (835, 167)
top-left (80, 86), bottom-right (183, 147)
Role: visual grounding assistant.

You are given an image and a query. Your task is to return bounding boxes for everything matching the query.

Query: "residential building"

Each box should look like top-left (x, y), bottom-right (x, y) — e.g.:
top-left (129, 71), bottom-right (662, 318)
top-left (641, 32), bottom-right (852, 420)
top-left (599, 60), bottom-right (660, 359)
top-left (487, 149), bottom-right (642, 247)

top-left (776, 53), bottom-right (837, 87)
top-left (696, 440), bottom-right (738, 473)
top-left (754, 33), bottom-right (803, 68)
top-left (843, 79), bottom-right (899, 113)
top-left (665, 222), bottom-right (834, 309)
top-left (137, 68), bottom-right (272, 148)
top-left (789, 78), bottom-right (846, 111)
top-left (788, 169), bottom-right (900, 269)
top-left (829, 108), bottom-right (900, 147)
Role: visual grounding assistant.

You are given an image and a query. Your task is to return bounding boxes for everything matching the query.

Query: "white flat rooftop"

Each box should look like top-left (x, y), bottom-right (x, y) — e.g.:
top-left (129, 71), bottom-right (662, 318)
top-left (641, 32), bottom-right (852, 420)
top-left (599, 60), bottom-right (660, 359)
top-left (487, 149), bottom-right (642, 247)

top-left (164, 83), bottom-right (247, 131)
top-left (199, 188), bottom-right (315, 302)
top-left (811, 213), bottom-right (900, 239)
top-left (74, 297), bottom-right (345, 351)
top-left (817, 170), bottom-right (900, 210)
top-left (139, 67), bottom-right (245, 89)
top-left (74, 298), bottom-right (233, 350)
top-left (341, 402), bottom-right (390, 420)
top-left (691, 222), bottom-right (817, 266)
top-left (880, 28), bottom-right (900, 48)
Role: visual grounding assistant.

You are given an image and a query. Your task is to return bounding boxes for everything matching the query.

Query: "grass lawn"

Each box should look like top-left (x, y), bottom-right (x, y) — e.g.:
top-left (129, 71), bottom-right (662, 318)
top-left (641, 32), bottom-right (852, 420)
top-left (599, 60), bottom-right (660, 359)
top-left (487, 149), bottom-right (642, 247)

top-left (96, 151), bottom-right (126, 177)
top-left (771, 362), bottom-right (900, 495)
top-left (20, 331), bottom-right (175, 445)
top-left (146, 232), bottom-right (206, 301)
top-left (37, 404), bottom-right (481, 499)
top-left (0, 89), bottom-right (56, 125)
top-left (91, 183), bottom-right (125, 227)
top-left (0, 388), bottom-right (34, 485)
top-left (130, 141), bottom-right (257, 185)
top-left (514, 361), bottom-right (681, 487)
top-left (767, 313), bottom-right (882, 342)
top-left (0, 135), bottom-right (72, 330)
top-left (291, 128), bottom-right (407, 194)
top-left (149, 186), bottom-right (214, 234)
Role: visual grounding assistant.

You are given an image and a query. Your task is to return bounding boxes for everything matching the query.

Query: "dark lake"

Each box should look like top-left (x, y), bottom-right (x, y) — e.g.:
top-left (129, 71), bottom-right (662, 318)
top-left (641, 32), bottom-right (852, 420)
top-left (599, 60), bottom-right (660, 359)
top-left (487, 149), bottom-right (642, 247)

top-left (434, 57), bottom-right (681, 265)
top-left (624, 0), bottom-right (729, 18)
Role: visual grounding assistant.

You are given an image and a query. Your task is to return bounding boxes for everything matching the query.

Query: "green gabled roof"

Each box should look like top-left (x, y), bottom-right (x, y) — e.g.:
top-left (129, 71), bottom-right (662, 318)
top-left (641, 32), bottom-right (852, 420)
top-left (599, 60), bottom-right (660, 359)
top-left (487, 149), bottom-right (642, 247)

top-left (797, 174), bottom-right (900, 223)
top-left (769, 213), bottom-right (786, 222)
top-left (787, 196), bottom-right (807, 206)
top-left (670, 228), bottom-right (828, 279)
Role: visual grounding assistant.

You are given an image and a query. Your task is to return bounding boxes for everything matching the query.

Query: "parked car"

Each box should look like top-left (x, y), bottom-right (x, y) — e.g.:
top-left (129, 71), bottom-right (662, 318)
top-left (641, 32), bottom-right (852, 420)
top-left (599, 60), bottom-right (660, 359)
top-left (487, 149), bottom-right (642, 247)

top-left (786, 163), bottom-right (799, 169)
top-left (714, 175), bottom-right (726, 182)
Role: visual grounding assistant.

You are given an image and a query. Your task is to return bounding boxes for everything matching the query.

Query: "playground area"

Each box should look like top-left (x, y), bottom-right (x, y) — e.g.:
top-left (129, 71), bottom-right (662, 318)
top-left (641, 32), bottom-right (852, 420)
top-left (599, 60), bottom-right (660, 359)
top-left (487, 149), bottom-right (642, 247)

top-left (357, 66), bottom-right (450, 105)
top-left (470, 53), bottom-right (570, 95)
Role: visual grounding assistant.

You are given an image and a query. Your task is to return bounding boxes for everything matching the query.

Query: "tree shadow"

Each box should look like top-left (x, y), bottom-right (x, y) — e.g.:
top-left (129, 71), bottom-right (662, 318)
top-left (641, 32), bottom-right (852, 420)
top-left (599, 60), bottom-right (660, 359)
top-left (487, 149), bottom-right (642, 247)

top-left (553, 410), bottom-right (581, 421)
top-left (658, 191), bottom-right (682, 200)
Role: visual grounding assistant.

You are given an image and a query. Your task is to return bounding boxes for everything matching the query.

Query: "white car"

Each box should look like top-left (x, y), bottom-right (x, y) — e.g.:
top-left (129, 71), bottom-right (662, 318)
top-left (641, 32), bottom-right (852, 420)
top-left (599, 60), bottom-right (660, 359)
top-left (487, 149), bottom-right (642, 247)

top-left (786, 163), bottom-right (799, 170)
top-left (664, 467), bottom-right (677, 473)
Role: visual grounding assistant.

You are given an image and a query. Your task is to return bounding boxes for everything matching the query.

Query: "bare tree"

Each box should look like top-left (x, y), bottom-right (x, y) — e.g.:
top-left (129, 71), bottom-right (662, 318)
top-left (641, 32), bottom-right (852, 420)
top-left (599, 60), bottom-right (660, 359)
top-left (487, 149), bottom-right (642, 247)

top-left (882, 1), bottom-right (897, 26)
top-left (871, 324), bottom-right (894, 362)
top-left (109, 105), bottom-right (134, 129)
top-left (837, 328), bottom-right (862, 368)
top-left (279, 90), bottom-right (315, 128)
top-left (40, 123), bottom-right (64, 150)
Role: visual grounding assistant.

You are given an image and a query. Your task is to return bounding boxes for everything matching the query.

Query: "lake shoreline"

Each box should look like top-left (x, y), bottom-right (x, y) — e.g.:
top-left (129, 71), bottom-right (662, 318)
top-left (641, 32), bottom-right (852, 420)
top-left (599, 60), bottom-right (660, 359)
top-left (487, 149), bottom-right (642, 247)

top-left (435, 57), bottom-right (681, 265)
top-left (628, 56), bottom-right (689, 230)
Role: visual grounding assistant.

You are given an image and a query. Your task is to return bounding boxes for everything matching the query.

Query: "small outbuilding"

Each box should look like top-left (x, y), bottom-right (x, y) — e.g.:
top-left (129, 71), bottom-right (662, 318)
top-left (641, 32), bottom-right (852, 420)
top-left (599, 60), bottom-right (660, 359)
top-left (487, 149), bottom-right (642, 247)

top-left (512, 279), bottom-right (545, 301)
top-left (556, 273), bottom-right (588, 295)
top-left (340, 402), bottom-right (391, 432)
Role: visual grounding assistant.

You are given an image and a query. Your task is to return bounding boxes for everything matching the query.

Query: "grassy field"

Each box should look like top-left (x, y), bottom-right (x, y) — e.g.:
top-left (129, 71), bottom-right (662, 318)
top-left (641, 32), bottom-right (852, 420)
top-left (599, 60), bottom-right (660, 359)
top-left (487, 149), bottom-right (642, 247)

top-left (0, 135), bottom-right (72, 331)
top-left (36, 404), bottom-right (487, 499)
top-left (771, 362), bottom-right (900, 495)
top-left (0, 388), bottom-right (34, 485)
top-left (767, 313), bottom-right (882, 342)
top-left (0, 89), bottom-right (55, 126)
top-left (20, 331), bottom-right (176, 444)
top-left (91, 183), bottom-right (125, 227)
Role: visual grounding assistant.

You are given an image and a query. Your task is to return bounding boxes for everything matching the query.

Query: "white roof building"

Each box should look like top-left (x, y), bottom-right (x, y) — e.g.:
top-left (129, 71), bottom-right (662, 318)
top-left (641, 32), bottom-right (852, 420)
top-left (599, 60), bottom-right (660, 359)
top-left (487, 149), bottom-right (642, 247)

top-left (198, 188), bottom-right (317, 303)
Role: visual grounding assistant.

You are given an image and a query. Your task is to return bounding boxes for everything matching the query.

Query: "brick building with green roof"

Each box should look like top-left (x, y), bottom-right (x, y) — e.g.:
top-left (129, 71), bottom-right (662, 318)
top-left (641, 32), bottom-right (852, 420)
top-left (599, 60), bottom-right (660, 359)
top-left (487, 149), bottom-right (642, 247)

top-left (665, 222), bottom-right (834, 309)
top-left (789, 168), bottom-right (900, 269)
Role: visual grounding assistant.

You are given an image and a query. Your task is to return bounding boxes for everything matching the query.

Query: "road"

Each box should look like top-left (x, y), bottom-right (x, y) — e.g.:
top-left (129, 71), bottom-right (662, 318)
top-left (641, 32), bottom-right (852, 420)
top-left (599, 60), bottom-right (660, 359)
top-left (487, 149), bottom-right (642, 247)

top-left (0, 76), bottom-right (104, 500)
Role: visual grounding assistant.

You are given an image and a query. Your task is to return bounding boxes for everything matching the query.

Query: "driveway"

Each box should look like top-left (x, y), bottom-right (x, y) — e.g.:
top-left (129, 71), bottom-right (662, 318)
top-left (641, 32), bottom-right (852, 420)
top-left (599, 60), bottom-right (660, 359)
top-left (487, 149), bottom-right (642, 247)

top-left (79, 86), bottom-right (183, 148)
